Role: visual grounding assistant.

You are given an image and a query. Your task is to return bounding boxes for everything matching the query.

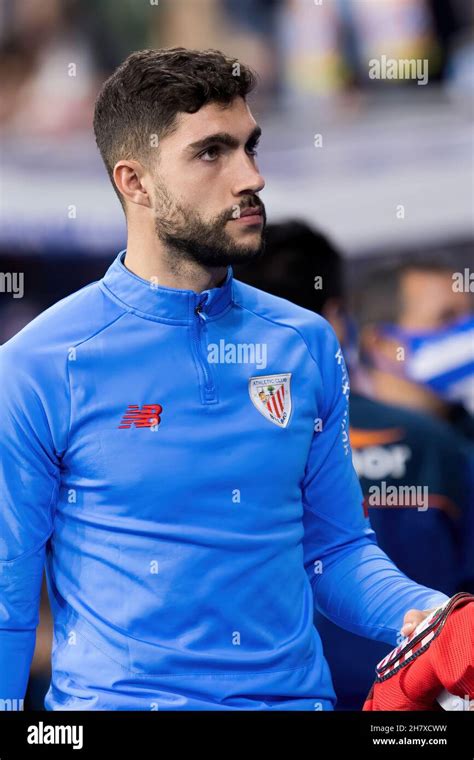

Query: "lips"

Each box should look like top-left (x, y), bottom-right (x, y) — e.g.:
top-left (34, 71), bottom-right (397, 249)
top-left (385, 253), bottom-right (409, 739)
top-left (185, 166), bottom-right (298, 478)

top-left (239, 207), bottom-right (262, 218)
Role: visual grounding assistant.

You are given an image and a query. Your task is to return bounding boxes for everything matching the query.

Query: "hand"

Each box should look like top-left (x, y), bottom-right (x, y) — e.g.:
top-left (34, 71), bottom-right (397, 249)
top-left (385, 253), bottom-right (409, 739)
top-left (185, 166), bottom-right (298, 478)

top-left (400, 607), bottom-right (437, 638)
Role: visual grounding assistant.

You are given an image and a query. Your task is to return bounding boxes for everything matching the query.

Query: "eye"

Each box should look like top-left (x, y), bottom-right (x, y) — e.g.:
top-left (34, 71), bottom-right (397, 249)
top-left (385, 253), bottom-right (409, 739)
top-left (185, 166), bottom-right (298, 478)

top-left (198, 146), bottom-right (220, 162)
top-left (246, 143), bottom-right (259, 157)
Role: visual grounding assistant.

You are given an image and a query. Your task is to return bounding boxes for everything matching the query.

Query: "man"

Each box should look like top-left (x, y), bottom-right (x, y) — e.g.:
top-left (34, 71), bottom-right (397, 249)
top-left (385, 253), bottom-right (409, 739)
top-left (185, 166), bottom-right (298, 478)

top-left (352, 262), bottom-right (474, 442)
top-left (0, 48), bottom-right (448, 711)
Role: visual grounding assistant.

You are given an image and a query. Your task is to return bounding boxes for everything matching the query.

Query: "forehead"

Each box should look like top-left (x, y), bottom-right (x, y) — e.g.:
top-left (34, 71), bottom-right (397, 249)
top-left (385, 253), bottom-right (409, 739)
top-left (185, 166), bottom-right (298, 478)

top-left (168, 97), bottom-right (257, 144)
top-left (402, 270), bottom-right (470, 311)
top-left (403, 270), bottom-right (455, 299)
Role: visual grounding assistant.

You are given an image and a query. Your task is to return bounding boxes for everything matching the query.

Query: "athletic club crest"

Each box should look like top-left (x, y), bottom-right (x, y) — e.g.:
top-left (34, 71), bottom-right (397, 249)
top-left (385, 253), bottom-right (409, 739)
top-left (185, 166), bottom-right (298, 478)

top-left (248, 373), bottom-right (292, 428)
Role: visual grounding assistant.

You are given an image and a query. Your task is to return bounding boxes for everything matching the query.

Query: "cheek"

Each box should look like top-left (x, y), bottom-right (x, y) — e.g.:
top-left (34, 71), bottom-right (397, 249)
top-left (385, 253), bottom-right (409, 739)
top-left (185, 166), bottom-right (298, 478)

top-left (160, 161), bottom-right (229, 221)
top-left (454, 292), bottom-right (471, 316)
top-left (177, 168), bottom-right (217, 204)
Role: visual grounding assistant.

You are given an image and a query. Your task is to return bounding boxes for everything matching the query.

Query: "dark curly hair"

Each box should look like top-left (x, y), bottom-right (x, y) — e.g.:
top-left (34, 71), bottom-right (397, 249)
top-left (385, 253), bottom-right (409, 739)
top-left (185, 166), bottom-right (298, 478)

top-left (93, 47), bottom-right (258, 209)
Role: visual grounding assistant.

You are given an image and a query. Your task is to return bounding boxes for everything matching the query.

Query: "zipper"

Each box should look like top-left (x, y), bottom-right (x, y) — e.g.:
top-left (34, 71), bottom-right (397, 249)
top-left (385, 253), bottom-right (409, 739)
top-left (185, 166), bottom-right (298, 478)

top-left (193, 296), bottom-right (217, 404)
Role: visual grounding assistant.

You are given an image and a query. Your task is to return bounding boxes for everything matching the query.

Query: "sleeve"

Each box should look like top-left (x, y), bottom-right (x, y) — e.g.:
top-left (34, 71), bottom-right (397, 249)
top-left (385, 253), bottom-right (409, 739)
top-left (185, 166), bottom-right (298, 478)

top-left (0, 346), bottom-right (60, 701)
top-left (302, 324), bottom-right (450, 647)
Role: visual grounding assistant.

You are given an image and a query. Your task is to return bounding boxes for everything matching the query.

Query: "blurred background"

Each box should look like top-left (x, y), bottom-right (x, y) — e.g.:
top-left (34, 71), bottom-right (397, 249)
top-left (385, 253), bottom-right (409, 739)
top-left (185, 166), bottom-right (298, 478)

top-left (0, 0), bottom-right (472, 711)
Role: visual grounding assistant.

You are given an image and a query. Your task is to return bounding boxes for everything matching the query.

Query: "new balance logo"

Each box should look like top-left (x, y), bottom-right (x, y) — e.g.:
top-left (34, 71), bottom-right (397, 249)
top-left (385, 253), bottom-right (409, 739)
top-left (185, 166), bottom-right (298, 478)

top-left (118, 404), bottom-right (163, 429)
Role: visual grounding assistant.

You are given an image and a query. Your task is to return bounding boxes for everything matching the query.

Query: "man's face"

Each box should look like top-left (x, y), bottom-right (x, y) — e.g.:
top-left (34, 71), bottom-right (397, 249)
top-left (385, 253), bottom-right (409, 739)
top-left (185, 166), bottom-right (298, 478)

top-left (399, 270), bottom-right (471, 331)
top-left (150, 97), bottom-right (266, 268)
top-left (362, 268), bottom-right (472, 372)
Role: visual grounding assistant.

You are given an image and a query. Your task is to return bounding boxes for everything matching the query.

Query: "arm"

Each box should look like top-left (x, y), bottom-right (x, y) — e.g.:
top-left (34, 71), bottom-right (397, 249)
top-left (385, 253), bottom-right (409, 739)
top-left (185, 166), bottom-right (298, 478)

top-left (0, 347), bottom-right (60, 701)
top-left (302, 324), bottom-right (449, 647)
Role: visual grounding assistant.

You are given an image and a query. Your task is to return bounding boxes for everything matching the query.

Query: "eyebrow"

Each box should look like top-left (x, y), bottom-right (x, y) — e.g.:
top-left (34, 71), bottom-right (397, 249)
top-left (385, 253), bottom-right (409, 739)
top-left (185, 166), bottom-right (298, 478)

top-left (185, 125), bottom-right (262, 154)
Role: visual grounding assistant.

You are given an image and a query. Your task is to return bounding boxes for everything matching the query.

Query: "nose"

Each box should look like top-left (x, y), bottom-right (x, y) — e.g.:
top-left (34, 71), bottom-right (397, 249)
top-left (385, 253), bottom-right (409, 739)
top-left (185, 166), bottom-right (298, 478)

top-left (232, 152), bottom-right (265, 197)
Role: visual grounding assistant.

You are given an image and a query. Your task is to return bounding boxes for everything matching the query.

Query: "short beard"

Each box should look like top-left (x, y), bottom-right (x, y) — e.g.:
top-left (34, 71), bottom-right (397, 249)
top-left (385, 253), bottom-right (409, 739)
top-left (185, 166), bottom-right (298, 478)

top-left (153, 184), bottom-right (266, 269)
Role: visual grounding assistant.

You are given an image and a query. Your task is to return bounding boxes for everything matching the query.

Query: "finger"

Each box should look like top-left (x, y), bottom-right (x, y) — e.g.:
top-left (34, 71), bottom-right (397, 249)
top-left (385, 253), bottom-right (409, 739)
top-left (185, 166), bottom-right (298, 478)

top-left (400, 610), bottom-right (425, 636)
top-left (403, 609), bottom-right (424, 625)
top-left (400, 607), bottom-right (435, 636)
top-left (400, 621), bottom-right (416, 636)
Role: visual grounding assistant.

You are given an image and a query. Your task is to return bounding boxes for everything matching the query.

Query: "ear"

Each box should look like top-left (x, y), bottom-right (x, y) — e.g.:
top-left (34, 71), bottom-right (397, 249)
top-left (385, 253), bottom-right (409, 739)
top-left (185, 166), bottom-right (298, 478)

top-left (113, 160), bottom-right (152, 210)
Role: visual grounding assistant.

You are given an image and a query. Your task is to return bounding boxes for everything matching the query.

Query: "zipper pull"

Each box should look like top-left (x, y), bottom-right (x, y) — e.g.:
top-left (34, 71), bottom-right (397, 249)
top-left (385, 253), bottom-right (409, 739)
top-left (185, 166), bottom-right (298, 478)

top-left (195, 297), bottom-right (208, 320)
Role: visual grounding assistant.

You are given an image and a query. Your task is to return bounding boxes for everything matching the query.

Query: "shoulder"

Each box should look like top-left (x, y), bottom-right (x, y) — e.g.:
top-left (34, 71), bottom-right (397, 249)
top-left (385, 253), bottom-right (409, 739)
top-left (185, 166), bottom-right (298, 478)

top-left (232, 278), bottom-right (339, 361)
top-left (0, 280), bottom-right (124, 453)
top-left (0, 280), bottom-right (122, 374)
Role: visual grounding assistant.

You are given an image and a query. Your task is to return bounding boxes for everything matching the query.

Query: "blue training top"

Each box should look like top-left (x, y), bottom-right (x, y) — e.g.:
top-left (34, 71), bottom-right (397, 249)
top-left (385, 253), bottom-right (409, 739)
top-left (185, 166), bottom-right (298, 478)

top-left (0, 250), bottom-right (449, 710)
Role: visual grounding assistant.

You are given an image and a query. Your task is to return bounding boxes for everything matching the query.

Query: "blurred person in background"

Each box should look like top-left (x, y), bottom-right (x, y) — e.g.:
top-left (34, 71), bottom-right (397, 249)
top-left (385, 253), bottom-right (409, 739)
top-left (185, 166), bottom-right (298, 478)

top-left (0, 0), bottom-right (153, 134)
top-left (276, 0), bottom-right (472, 106)
top-left (279, 0), bottom-right (436, 99)
top-left (0, 0), bottom-right (96, 134)
top-left (235, 221), bottom-right (474, 710)
top-left (352, 262), bottom-right (474, 442)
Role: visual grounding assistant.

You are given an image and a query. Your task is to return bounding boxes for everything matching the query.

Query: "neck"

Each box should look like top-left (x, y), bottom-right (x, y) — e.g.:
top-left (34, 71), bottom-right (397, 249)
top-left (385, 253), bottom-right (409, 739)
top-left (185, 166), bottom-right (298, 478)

top-left (123, 218), bottom-right (227, 293)
top-left (365, 368), bottom-right (449, 419)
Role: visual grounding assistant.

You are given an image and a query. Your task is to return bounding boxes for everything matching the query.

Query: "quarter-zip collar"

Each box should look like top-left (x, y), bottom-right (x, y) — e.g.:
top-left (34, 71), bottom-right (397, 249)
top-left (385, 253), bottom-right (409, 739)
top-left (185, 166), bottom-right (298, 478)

top-left (101, 249), bottom-right (234, 322)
